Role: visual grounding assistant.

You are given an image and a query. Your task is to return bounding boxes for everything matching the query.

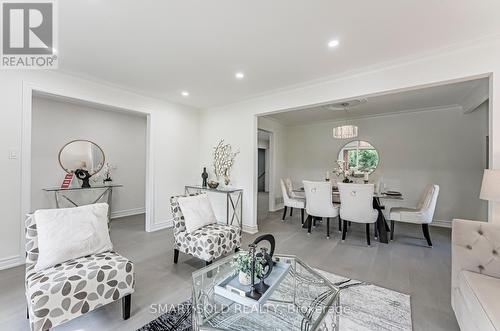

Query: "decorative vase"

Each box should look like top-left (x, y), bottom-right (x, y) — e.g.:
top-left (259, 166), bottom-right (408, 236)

top-left (238, 271), bottom-right (251, 286)
top-left (201, 167), bottom-right (208, 187)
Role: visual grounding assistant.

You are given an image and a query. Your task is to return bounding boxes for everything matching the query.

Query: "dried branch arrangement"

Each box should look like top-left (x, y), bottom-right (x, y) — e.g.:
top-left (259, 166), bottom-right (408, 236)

top-left (213, 139), bottom-right (240, 185)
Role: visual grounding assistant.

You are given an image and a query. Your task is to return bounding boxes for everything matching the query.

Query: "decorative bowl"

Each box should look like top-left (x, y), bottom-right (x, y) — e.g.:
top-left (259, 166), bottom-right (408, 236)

top-left (207, 181), bottom-right (219, 189)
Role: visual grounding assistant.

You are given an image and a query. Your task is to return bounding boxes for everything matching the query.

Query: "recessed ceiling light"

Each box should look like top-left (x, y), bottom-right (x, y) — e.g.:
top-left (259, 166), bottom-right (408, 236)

top-left (181, 91), bottom-right (189, 97)
top-left (235, 72), bottom-right (245, 80)
top-left (328, 39), bottom-right (339, 48)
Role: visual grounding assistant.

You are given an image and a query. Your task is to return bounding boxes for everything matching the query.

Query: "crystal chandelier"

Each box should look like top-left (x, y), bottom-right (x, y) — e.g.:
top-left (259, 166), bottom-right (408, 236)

top-left (333, 125), bottom-right (358, 139)
top-left (332, 102), bottom-right (358, 139)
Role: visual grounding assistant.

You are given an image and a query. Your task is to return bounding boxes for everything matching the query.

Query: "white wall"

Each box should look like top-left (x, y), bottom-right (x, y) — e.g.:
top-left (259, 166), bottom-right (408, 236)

top-left (0, 70), bottom-right (200, 269)
top-left (199, 37), bottom-right (500, 233)
top-left (283, 106), bottom-right (488, 223)
top-left (31, 96), bottom-right (147, 217)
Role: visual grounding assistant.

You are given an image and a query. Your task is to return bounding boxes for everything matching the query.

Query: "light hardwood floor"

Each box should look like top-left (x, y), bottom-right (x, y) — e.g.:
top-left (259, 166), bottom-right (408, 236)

top-left (0, 208), bottom-right (459, 331)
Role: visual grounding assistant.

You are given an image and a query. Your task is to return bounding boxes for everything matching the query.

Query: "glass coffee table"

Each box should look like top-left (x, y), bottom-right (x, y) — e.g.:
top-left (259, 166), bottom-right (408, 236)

top-left (192, 253), bottom-right (340, 331)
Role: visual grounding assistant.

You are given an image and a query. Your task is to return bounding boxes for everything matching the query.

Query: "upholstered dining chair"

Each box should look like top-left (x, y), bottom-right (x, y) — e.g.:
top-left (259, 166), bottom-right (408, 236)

top-left (302, 180), bottom-right (340, 238)
top-left (25, 214), bottom-right (135, 331)
top-left (280, 178), bottom-right (306, 223)
top-left (284, 178), bottom-right (304, 199)
top-left (338, 183), bottom-right (378, 246)
top-left (170, 195), bottom-right (241, 266)
top-left (389, 184), bottom-right (440, 247)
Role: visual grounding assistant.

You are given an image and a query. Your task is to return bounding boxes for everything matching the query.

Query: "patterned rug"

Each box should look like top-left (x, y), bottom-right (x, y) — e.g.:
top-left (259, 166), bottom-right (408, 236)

top-left (138, 269), bottom-right (412, 331)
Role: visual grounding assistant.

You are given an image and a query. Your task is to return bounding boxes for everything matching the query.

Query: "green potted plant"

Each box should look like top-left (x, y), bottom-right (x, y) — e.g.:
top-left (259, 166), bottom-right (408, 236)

top-left (232, 252), bottom-right (263, 286)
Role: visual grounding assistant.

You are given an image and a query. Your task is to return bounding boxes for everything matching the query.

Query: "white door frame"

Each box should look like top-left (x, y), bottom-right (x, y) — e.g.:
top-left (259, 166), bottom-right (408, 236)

top-left (20, 81), bottom-right (155, 257)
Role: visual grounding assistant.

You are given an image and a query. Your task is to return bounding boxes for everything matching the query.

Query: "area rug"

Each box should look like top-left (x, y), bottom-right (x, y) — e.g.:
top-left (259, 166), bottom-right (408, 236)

top-left (138, 269), bottom-right (412, 331)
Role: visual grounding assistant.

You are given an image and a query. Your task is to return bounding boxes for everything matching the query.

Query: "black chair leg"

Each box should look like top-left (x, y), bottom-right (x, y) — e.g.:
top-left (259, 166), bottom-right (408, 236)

top-left (374, 222), bottom-right (378, 239)
top-left (290, 207), bottom-right (293, 216)
top-left (342, 220), bottom-right (347, 241)
top-left (122, 294), bottom-right (131, 320)
top-left (338, 217), bottom-right (342, 232)
top-left (366, 224), bottom-right (371, 246)
top-left (301, 209), bottom-right (304, 224)
top-left (326, 218), bottom-right (330, 239)
top-left (422, 224), bottom-right (432, 247)
top-left (348, 221), bottom-right (351, 227)
top-left (282, 206), bottom-right (288, 221)
top-left (173, 249), bottom-right (179, 264)
top-left (390, 220), bottom-right (395, 240)
top-left (307, 215), bottom-right (312, 234)
top-left (234, 247), bottom-right (240, 253)
top-left (26, 307), bottom-right (29, 319)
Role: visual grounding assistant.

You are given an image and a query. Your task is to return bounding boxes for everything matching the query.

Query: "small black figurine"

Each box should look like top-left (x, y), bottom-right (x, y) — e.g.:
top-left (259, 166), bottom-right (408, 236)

top-left (202, 167), bottom-right (208, 187)
top-left (75, 168), bottom-right (91, 188)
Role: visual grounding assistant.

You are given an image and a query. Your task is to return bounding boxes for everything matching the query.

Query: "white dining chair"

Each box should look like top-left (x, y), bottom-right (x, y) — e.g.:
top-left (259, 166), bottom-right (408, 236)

top-left (338, 183), bottom-right (378, 246)
top-left (302, 181), bottom-right (340, 238)
top-left (284, 178), bottom-right (304, 199)
top-left (389, 184), bottom-right (439, 247)
top-left (280, 178), bottom-right (305, 224)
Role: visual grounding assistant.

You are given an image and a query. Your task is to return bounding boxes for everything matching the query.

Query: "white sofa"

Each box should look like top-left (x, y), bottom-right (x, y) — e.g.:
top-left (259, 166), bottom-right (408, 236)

top-left (452, 219), bottom-right (500, 331)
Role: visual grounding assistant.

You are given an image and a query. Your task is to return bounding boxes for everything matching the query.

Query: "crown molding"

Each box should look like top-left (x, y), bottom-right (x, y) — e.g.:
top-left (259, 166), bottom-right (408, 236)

top-left (281, 104), bottom-right (463, 128)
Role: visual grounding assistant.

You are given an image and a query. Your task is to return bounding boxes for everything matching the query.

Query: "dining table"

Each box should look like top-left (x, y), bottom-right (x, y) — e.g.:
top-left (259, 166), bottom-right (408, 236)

top-left (293, 188), bottom-right (403, 244)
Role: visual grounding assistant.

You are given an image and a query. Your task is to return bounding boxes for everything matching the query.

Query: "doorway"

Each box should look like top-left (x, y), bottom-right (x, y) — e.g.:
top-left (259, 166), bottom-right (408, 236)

top-left (257, 129), bottom-right (272, 221)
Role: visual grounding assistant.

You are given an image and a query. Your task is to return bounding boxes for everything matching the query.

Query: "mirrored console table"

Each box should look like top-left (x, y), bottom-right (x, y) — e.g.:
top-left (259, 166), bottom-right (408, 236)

top-left (43, 184), bottom-right (123, 222)
top-left (184, 185), bottom-right (243, 234)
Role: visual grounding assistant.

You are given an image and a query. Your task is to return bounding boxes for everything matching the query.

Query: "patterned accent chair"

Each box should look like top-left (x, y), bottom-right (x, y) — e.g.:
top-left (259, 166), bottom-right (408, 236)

top-left (25, 215), bottom-right (135, 331)
top-left (170, 195), bottom-right (241, 266)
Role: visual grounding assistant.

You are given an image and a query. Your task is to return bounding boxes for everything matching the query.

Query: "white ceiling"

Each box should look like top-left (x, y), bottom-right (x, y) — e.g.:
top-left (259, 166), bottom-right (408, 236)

top-left (264, 78), bottom-right (489, 126)
top-left (58, 1), bottom-right (500, 109)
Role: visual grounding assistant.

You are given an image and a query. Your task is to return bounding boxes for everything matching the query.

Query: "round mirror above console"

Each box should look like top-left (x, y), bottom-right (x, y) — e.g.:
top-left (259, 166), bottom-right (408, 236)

top-left (58, 140), bottom-right (105, 176)
top-left (338, 140), bottom-right (379, 175)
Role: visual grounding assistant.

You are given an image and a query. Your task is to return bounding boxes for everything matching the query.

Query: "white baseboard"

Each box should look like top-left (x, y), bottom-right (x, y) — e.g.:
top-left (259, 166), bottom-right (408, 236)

top-left (111, 207), bottom-right (145, 219)
top-left (148, 219), bottom-right (173, 232)
top-left (430, 220), bottom-right (452, 228)
top-left (243, 224), bottom-right (259, 234)
top-left (0, 255), bottom-right (24, 270)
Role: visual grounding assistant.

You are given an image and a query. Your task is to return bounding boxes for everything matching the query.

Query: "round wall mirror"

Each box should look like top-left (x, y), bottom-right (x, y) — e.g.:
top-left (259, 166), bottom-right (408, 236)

top-left (58, 140), bottom-right (105, 175)
top-left (338, 140), bottom-right (379, 174)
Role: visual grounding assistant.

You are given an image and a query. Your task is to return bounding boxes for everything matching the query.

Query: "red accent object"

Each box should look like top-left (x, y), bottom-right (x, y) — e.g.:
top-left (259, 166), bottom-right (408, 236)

top-left (61, 173), bottom-right (74, 189)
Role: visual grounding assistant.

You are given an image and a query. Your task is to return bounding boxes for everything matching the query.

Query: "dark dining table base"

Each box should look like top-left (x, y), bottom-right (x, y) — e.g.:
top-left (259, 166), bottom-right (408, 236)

top-left (373, 197), bottom-right (390, 244)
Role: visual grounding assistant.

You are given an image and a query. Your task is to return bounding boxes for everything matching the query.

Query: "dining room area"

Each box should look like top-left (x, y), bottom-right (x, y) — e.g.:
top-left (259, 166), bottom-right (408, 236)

top-left (257, 77), bottom-right (489, 247)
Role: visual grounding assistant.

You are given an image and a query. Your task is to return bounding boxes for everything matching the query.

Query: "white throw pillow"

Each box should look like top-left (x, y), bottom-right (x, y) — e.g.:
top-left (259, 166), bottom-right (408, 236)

top-left (34, 203), bottom-right (113, 272)
top-left (177, 194), bottom-right (217, 233)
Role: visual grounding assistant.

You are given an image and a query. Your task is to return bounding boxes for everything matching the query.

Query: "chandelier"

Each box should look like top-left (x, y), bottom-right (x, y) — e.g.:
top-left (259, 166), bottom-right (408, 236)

top-left (332, 101), bottom-right (360, 139)
top-left (333, 125), bottom-right (358, 139)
